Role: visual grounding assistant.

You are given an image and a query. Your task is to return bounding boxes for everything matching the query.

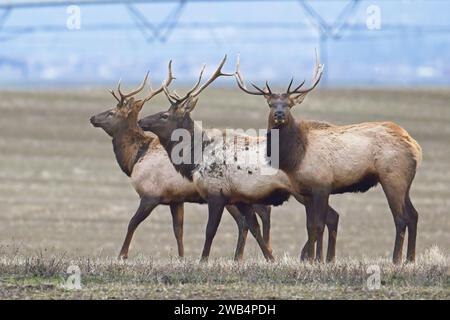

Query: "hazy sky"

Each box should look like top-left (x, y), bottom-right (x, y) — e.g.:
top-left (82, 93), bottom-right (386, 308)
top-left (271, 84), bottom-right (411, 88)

top-left (0, 0), bottom-right (449, 87)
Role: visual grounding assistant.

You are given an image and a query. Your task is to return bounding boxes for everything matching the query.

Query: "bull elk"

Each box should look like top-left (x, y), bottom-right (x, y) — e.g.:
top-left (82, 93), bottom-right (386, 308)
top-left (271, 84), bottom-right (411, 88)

top-left (235, 52), bottom-right (422, 264)
top-left (89, 62), bottom-right (271, 261)
top-left (138, 56), bottom-right (341, 262)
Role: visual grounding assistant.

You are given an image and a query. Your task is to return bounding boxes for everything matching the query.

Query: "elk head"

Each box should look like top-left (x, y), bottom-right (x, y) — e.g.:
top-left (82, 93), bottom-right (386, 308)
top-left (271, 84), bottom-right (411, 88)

top-left (138, 55), bottom-right (233, 145)
top-left (235, 51), bottom-right (324, 129)
top-left (90, 62), bottom-right (174, 136)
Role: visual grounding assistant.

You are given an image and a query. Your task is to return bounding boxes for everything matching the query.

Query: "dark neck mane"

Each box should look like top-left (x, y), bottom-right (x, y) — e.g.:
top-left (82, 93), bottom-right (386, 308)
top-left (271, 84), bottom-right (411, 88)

top-left (112, 126), bottom-right (153, 177)
top-left (267, 114), bottom-right (307, 173)
top-left (157, 117), bottom-right (210, 181)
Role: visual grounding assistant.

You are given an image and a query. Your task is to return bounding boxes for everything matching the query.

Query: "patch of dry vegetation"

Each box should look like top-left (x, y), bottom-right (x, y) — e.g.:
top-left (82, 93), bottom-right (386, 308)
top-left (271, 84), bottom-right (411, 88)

top-left (0, 246), bottom-right (448, 299)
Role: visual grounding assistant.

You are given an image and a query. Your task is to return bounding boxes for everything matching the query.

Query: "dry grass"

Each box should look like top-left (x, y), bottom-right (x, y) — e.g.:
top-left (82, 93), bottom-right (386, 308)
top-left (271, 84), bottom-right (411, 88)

top-left (0, 246), bottom-right (448, 299)
top-left (0, 88), bottom-right (449, 299)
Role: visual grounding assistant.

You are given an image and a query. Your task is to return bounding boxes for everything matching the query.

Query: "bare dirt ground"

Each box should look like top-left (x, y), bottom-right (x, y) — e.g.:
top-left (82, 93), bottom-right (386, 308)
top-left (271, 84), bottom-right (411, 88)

top-left (0, 88), bottom-right (449, 299)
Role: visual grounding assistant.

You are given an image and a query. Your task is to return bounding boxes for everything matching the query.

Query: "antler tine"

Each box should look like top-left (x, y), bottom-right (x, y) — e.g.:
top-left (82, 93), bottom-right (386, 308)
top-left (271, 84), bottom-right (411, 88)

top-left (163, 63), bottom-right (206, 105)
top-left (289, 49), bottom-right (324, 95)
top-left (143, 60), bottom-right (176, 103)
top-left (108, 89), bottom-right (121, 102)
top-left (286, 77), bottom-right (294, 93)
top-left (165, 60), bottom-right (175, 86)
top-left (115, 78), bottom-right (122, 98)
top-left (172, 91), bottom-right (181, 99)
top-left (251, 83), bottom-right (269, 95)
top-left (234, 55), bottom-right (268, 96)
top-left (117, 71), bottom-right (149, 99)
top-left (191, 55), bottom-right (234, 98)
top-left (289, 79), bottom-right (306, 93)
top-left (181, 63), bottom-right (206, 100)
top-left (265, 80), bottom-right (272, 95)
top-left (162, 83), bottom-right (178, 105)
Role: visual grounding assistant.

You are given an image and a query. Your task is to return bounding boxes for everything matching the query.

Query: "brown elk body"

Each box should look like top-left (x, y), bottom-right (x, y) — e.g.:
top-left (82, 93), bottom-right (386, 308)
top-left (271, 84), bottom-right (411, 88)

top-left (90, 65), bottom-right (271, 261)
top-left (138, 56), bottom-right (341, 262)
top-left (235, 53), bottom-right (422, 264)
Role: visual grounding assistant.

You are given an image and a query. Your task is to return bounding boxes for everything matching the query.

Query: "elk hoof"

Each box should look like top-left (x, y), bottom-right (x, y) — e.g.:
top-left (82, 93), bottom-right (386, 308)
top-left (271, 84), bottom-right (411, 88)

top-left (300, 250), bottom-right (309, 261)
top-left (326, 256), bottom-right (336, 264)
top-left (118, 253), bottom-right (128, 261)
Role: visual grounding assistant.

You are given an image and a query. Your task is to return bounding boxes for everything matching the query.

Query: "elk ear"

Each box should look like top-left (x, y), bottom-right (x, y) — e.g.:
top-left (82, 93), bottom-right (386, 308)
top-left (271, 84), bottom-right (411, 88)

top-left (132, 100), bottom-right (145, 113)
top-left (291, 92), bottom-right (308, 106)
top-left (124, 97), bottom-right (135, 110)
top-left (182, 97), bottom-right (199, 114)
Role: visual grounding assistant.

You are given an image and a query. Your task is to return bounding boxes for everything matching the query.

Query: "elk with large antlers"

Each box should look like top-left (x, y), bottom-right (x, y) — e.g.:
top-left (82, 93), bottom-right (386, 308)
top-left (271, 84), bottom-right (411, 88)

top-left (138, 56), bottom-right (342, 262)
top-left (90, 62), bottom-right (272, 261)
top-left (235, 52), bottom-right (422, 264)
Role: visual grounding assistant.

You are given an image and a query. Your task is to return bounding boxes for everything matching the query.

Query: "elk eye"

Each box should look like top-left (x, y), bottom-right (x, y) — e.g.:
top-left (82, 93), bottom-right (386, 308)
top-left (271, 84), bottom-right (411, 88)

top-left (107, 111), bottom-right (114, 117)
top-left (160, 113), bottom-right (169, 120)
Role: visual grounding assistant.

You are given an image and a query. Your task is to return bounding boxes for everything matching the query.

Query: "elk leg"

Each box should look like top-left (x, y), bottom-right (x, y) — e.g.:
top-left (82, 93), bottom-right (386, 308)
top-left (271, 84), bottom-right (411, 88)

top-left (312, 192), bottom-right (329, 263)
top-left (169, 203), bottom-right (184, 258)
top-left (200, 197), bottom-right (226, 262)
top-left (325, 207), bottom-right (339, 263)
top-left (225, 205), bottom-right (249, 262)
top-left (293, 194), bottom-right (314, 261)
top-left (300, 241), bottom-right (310, 261)
top-left (305, 201), bottom-right (316, 261)
top-left (405, 193), bottom-right (418, 262)
top-left (300, 205), bottom-right (339, 262)
top-left (254, 205), bottom-right (272, 254)
top-left (118, 198), bottom-right (158, 260)
top-left (392, 216), bottom-right (407, 264)
top-left (294, 194), bottom-right (329, 261)
top-left (381, 180), bottom-right (408, 264)
top-left (302, 196), bottom-right (316, 262)
top-left (301, 196), bottom-right (321, 262)
top-left (236, 204), bottom-right (275, 261)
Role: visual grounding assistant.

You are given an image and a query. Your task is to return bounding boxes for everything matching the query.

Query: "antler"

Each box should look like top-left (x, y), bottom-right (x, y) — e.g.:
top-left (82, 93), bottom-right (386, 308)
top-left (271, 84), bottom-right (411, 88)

top-left (163, 64), bottom-right (206, 105)
top-left (235, 51), bottom-right (323, 98)
top-left (285, 77), bottom-right (305, 94)
top-left (190, 55), bottom-right (234, 98)
top-left (234, 55), bottom-right (270, 96)
top-left (142, 60), bottom-right (175, 103)
top-left (109, 72), bottom-right (148, 104)
top-left (108, 87), bottom-right (121, 103)
top-left (287, 50), bottom-right (324, 96)
top-left (118, 72), bottom-right (149, 100)
top-left (163, 55), bottom-right (233, 106)
top-left (108, 61), bottom-right (175, 105)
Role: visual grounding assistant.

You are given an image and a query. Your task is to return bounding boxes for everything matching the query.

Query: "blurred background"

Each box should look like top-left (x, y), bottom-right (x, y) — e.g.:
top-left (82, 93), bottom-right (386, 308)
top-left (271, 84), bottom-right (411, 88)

top-left (0, 0), bottom-right (449, 87)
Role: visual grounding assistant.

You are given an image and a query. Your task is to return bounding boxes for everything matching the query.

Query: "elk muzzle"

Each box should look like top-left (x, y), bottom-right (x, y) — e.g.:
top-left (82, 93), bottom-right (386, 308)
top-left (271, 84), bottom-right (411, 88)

top-left (90, 115), bottom-right (100, 127)
top-left (273, 110), bottom-right (286, 125)
top-left (137, 118), bottom-right (147, 130)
